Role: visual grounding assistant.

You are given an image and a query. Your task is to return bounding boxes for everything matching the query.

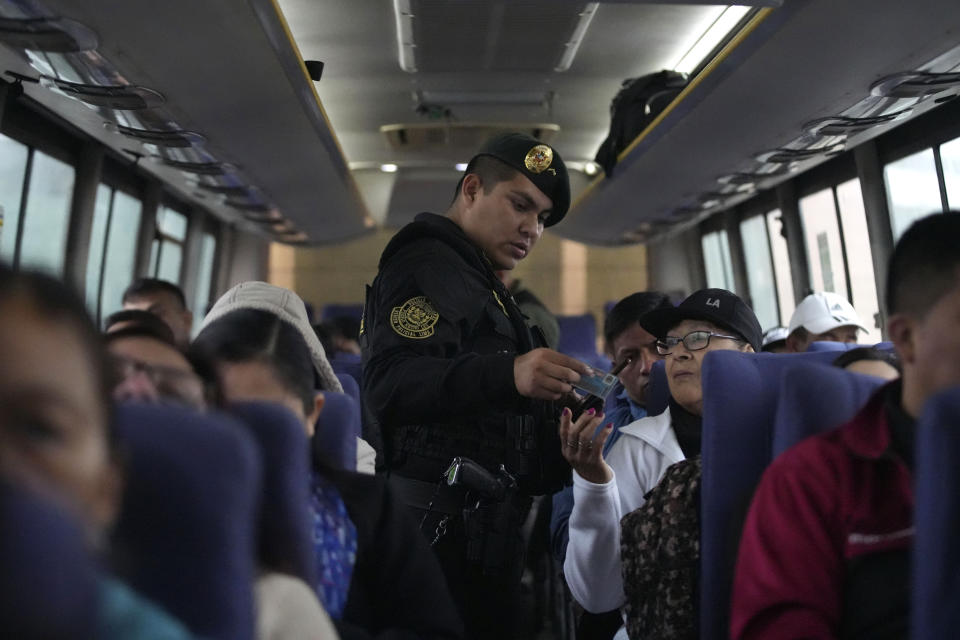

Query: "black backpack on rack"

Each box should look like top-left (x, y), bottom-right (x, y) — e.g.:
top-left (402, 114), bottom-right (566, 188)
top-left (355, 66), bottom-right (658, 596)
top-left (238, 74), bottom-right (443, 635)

top-left (594, 70), bottom-right (688, 177)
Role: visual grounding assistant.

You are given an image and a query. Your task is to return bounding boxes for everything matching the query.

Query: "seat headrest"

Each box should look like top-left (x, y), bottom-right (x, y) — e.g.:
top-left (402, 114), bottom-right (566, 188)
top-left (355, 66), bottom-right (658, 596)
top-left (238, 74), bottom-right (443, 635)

top-left (111, 403), bottom-right (261, 640)
top-left (227, 402), bottom-right (316, 586)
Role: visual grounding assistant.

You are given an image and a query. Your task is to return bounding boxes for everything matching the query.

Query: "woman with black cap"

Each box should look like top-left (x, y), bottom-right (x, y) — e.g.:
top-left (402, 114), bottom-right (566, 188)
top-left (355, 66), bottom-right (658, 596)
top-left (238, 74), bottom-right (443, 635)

top-left (561, 288), bottom-right (761, 639)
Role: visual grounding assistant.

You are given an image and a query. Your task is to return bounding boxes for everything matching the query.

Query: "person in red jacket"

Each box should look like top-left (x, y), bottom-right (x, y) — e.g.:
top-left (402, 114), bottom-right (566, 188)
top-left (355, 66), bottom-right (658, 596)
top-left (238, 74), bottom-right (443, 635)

top-left (731, 211), bottom-right (960, 639)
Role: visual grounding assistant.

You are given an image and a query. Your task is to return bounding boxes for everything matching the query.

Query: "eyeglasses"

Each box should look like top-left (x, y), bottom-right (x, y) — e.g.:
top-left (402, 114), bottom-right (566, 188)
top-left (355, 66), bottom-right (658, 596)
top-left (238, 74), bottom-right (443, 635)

top-left (656, 330), bottom-right (744, 355)
top-left (110, 354), bottom-right (206, 409)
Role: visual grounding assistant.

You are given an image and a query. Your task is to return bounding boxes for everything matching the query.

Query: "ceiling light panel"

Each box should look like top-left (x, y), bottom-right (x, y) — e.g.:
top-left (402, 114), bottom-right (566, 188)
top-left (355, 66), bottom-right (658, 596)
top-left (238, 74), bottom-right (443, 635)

top-left (396, 1), bottom-right (598, 73)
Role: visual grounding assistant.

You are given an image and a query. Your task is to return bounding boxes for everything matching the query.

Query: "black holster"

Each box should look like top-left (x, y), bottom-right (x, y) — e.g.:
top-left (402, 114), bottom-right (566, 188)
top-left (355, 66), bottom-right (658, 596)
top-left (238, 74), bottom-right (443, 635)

top-left (462, 495), bottom-right (529, 576)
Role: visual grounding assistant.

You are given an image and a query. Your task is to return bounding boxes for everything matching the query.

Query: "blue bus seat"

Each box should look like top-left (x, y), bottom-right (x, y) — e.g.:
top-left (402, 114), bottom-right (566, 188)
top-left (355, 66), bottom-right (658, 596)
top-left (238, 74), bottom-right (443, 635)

top-left (330, 352), bottom-right (363, 390)
top-left (557, 314), bottom-right (597, 356)
top-left (806, 340), bottom-right (855, 352)
top-left (313, 391), bottom-right (361, 471)
top-left (336, 372), bottom-right (360, 404)
top-left (772, 363), bottom-right (884, 457)
top-left (111, 403), bottom-right (260, 640)
top-left (646, 360), bottom-right (670, 417)
top-left (0, 480), bottom-right (99, 638)
top-left (913, 387), bottom-right (960, 640)
top-left (699, 349), bottom-right (853, 640)
top-left (227, 402), bottom-right (316, 586)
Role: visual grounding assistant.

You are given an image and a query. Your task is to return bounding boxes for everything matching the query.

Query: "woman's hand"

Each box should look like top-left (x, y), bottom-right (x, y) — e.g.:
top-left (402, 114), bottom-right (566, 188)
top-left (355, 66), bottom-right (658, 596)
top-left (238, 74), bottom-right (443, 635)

top-left (558, 407), bottom-right (613, 484)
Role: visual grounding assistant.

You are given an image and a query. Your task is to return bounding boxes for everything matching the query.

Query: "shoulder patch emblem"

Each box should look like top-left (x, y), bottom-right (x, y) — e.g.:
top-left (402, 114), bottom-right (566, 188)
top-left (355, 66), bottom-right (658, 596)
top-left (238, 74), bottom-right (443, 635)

top-left (390, 296), bottom-right (439, 339)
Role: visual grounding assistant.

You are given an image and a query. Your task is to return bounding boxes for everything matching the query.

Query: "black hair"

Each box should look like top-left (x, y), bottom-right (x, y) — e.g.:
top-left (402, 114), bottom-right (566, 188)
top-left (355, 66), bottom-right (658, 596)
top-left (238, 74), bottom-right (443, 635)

top-left (886, 212), bottom-right (960, 317)
top-left (451, 154), bottom-right (521, 204)
top-left (104, 309), bottom-right (176, 345)
top-left (604, 291), bottom-right (673, 347)
top-left (833, 346), bottom-right (902, 374)
top-left (312, 322), bottom-right (336, 358)
top-left (0, 264), bottom-right (115, 449)
top-left (122, 278), bottom-right (187, 310)
top-left (191, 309), bottom-right (316, 416)
top-left (330, 315), bottom-right (360, 342)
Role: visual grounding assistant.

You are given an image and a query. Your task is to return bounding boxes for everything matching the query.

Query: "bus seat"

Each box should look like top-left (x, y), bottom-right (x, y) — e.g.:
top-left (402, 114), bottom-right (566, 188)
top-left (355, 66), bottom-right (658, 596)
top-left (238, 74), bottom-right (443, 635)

top-left (111, 403), bottom-right (260, 640)
top-left (645, 360), bottom-right (670, 417)
top-left (313, 391), bottom-right (360, 471)
top-left (557, 314), bottom-right (599, 357)
top-left (320, 303), bottom-right (364, 323)
top-left (330, 352), bottom-right (363, 390)
top-left (806, 340), bottom-right (856, 352)
top-left (335, 372), bottom-right (360, 404)
top-left (0, 480), bottom-right (99, 638)
top-left (772, 363), bottom-right (884, 457)
top-left (227, 402), bottom-right (316, 587)
top-left (874, 341), bottom-right (894, 351)
top-left (699, 349), bottom-right (848, 640)
top-left (913, 387), bottom-right (960, 640)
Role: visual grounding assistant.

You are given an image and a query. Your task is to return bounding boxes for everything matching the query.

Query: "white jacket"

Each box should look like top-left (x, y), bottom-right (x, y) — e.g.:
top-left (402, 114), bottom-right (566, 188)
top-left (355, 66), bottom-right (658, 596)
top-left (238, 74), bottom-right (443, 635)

top-left (564, 407), bottom-right (685, 613)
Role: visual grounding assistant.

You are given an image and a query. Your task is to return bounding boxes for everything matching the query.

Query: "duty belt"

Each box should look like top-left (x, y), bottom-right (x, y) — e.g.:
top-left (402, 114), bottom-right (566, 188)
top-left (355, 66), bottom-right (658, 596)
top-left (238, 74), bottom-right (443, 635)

top-left (389, 474), bottom-right (467, 516)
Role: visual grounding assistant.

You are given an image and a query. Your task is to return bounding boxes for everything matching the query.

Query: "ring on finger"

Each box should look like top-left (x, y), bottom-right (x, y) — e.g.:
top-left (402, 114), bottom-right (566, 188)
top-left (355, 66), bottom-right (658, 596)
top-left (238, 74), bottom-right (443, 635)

top-left (566, 440), bottom-right (579, 448)
top-left (584, 441), bottom-right (594, 450)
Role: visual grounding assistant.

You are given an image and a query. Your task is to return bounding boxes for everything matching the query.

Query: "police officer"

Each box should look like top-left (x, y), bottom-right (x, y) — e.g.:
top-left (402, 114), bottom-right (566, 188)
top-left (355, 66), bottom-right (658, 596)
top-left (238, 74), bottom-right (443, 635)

top-left (361, 133), bottom-right (587, 638)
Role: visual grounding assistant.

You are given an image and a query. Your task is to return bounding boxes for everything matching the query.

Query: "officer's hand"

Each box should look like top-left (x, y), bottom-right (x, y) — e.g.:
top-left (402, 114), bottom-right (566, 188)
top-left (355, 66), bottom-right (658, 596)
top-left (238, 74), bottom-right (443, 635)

top-left (558, 407), bottom-right (613, 484)
top-left (513, 348), bottom-right (591, 400)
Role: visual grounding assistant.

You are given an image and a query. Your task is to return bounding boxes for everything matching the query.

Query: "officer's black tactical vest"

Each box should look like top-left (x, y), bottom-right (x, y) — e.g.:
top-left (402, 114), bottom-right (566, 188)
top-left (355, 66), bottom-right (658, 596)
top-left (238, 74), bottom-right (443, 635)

top-left (360, 213), bottom-right (568, 495)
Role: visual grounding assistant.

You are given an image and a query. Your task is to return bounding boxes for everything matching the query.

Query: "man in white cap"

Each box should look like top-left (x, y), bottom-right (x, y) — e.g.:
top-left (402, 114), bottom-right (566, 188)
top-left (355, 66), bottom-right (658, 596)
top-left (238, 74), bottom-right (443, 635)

top-left (784, 291), bottom-right (868, 353)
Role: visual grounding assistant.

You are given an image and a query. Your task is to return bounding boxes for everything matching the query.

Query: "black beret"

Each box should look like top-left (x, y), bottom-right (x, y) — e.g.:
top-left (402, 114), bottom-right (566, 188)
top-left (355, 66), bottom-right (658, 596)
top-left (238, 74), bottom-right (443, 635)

top-left (471, 133), bottom-right (570, 226)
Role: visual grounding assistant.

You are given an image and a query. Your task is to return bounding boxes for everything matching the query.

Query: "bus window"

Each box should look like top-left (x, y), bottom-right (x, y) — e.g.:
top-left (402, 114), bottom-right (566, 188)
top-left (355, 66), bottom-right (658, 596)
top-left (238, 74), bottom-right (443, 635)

top-left (18, 151), bottom-right (75, 275)
top-left (765, 209), bottom-right (795, 326)
top-left (884, 148), bottom-right (943, 240)
top-left (192, 232), bottom-right (217, 333)
top-left (99, 191), bottom-right (142, 320)
top-left (152, 206), bottom-right (188, 284)
top-left (835, 179), bottom-right (881, 343)
top-left (941, 135), bottom-right (960, 209)
top-left (799, 188), bottom-right (848, 300)
top-left (702, 229), bottom-right (735, 292)
top-left (0, 134), bottom-right (28, 264)
top-left (739, 215), bottom-right (779, 331)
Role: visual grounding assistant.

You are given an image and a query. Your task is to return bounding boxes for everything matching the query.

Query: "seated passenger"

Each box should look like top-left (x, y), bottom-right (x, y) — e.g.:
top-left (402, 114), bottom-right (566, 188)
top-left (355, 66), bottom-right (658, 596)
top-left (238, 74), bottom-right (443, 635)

top-left (760, 326), bottom-right (789, 353)
top-left (561, 288), bottom-right (760, 636)
top-left (105, 324), bottom-right (208, 409)
top-left (192, 287), bottom-right (463, 640)
top-left (104, 309), bottom-right (176, 344)
top-left (0, 265), bottom-right (196, 639)
top-left (550, 291), bottom-right (672, 562)
top-left (833, 346), bottom-right (901, 381)
top-left (731, 213), bottom-right (960, 638)
top-left (122, 278), bottom-right (194, 349)
top-left (784, 291), bottom-right (866, 352)
top-left (202, 282), bottom-right (375, 475)
top-left (550, 291), bottom-right (671, 640)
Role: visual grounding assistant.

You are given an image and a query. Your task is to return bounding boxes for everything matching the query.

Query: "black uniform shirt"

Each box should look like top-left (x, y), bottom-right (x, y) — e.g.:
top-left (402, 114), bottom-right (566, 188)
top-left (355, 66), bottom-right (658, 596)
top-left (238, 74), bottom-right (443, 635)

top-left (361, 213), bottom-right (564, 489)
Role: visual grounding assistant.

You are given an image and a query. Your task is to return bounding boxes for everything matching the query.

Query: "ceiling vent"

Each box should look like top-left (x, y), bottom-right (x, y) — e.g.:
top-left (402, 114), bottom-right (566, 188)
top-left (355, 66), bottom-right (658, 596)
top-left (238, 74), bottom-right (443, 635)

top-left (381, 122), bottom-right (559, 152)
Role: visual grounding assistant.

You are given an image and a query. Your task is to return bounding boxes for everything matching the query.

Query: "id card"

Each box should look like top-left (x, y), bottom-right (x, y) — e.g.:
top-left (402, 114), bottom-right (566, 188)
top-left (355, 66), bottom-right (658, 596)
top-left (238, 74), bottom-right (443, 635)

top-left (572, 367), bottom-right (618, 400)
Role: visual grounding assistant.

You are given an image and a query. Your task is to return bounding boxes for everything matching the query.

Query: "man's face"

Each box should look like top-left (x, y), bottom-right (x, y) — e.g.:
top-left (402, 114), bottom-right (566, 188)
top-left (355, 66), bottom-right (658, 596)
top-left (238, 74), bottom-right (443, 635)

top-left (609, 322), bottom-right (662, 405)
top-left (788, 324), bottom-right (859, 353)
top-left (663, 318), bottom-right (751, 416)
top-left (0, 297), bottom-right (117, 538)
top-left (107, 336), bottom-right (205, 410)
top-left (123, 292), bottom-right (192, 347)
top-left (891, 279), bottom-right (960, 417)
top-left (458, 172), bottom-right (552, 270)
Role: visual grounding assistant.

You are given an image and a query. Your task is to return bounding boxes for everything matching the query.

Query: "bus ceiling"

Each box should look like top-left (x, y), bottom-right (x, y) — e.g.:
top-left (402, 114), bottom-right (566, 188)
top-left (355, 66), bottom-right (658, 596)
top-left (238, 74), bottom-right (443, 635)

top-left (0, 0), bottom-right (959, 247)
